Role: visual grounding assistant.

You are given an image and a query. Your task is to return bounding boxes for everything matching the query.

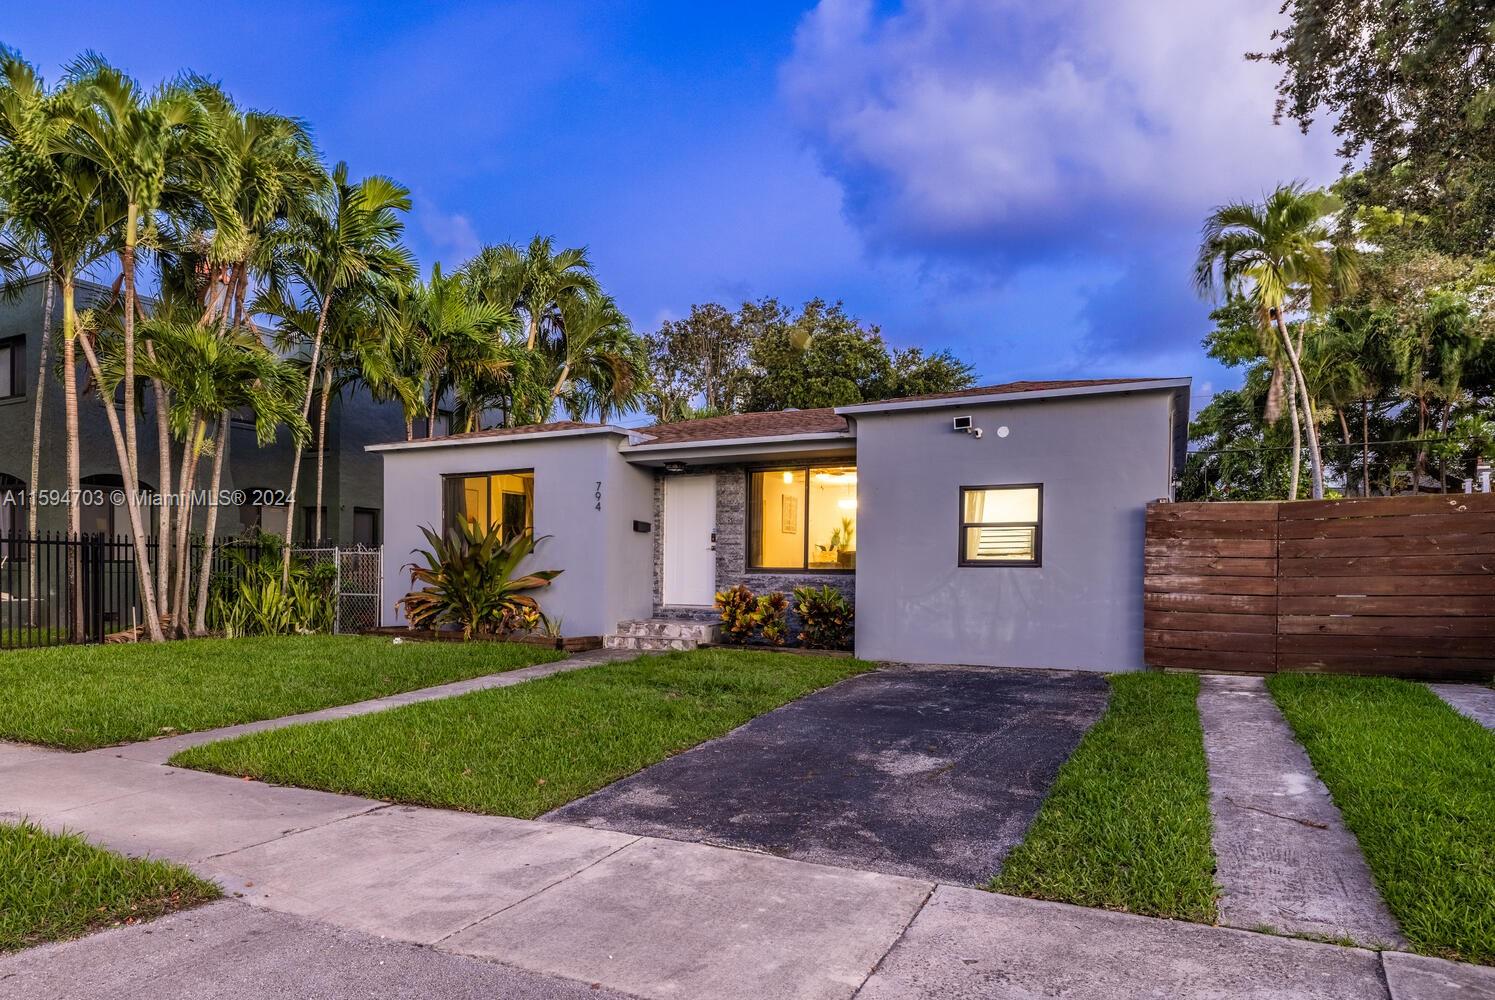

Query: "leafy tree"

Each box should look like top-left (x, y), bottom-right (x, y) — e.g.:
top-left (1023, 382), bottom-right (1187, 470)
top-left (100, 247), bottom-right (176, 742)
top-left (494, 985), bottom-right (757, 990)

top-left (1255, 1), bottom-right (1495, 252)
top-left (647, 297), bottom-right (974, 416)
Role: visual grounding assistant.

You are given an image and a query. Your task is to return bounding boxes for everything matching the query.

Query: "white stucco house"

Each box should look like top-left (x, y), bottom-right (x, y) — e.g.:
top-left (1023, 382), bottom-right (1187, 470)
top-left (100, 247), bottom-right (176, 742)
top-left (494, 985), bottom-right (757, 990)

top-left (368, 377), bottom-right (1190, 671)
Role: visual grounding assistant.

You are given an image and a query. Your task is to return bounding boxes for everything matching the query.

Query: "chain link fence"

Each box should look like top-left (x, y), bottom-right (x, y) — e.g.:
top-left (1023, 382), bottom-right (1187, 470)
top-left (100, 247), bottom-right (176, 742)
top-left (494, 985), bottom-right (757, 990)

top-left (291, 546), bottom-right (382, 635)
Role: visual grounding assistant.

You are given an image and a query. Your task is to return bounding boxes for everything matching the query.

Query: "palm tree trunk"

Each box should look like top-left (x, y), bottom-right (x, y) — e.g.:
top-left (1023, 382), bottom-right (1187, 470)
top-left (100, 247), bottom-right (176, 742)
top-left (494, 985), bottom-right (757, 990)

top-left (282, 292), bottom-right (333, 584)
top-left (150, 371), bottom-right (173, 615)
top-left (1361, 402), bottom-right (1371, 497)
top-left (1274, 312), bottom-right (1324, 499)
top-left (173, 421), bottom-right (205, 635)
top-left (75, 330), bottom-right (166, 642)
top-left (192, 413), bottom-right (229, 635)
top-left (121, 205), bottom-right (141, 490)
top-left (526, 313), bottom-right (539, 352)
top-left (1414, 395), bottom-right (1429, 492)
top-left (27, 277), bottom-right (55, 627)
top-left (314, 364), bottom-right (332, 542)
top-left (60, 275), bottom-right (84, 640)
top-left (1336, 408), bottom-right (1353, 494)
top-left (1438, 400), bottom-right (1453, 493)
top-left (1288, 391), bottom-right (1302, 500)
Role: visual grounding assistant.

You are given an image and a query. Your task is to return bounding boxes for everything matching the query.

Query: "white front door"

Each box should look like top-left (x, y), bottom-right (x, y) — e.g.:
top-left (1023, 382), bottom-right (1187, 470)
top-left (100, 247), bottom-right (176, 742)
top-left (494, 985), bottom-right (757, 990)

top-left (662, 475), bottom-right (717, 606)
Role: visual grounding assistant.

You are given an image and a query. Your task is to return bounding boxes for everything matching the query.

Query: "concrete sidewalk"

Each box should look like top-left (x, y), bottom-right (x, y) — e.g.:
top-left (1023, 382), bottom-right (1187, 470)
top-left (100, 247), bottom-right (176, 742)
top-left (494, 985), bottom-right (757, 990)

top-left (4, 742), bottom-right (1493, 999)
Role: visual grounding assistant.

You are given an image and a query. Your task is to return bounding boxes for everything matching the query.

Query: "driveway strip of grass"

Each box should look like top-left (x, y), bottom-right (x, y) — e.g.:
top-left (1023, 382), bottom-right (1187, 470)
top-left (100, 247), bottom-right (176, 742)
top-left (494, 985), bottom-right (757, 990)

top-left (1268, 674), bottom-right (1495, 965)
top-left (172, 648), bottom-right (872, 819)
top-left (0, 635), bottom-right (564, 751)
top-left (1, 820), bottom-right (219, 952)
top-left (992, 672), bottom-right (1218, 922)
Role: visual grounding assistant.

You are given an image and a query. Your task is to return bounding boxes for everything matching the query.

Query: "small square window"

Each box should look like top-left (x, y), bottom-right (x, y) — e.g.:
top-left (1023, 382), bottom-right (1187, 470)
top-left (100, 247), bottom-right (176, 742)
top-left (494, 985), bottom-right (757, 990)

top-left (959, 485), bottom-right (1041, 566)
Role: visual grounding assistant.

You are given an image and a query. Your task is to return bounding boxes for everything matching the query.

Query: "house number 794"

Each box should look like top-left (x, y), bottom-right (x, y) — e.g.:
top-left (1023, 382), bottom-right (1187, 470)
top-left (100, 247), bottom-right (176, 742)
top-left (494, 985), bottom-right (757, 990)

top-left (594, 482), bottom-right (603, 511)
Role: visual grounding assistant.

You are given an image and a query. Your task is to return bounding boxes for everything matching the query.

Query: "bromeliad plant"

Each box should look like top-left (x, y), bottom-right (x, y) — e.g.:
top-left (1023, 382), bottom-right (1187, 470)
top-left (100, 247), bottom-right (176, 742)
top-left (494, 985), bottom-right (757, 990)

top-left (397, 521), bottom-right (561, 639)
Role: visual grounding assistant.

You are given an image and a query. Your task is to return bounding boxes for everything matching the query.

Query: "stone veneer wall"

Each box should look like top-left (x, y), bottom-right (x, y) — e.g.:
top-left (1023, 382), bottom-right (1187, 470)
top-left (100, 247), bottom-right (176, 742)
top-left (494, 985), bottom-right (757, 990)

top-left (651, 465), bottom-right (856, 620)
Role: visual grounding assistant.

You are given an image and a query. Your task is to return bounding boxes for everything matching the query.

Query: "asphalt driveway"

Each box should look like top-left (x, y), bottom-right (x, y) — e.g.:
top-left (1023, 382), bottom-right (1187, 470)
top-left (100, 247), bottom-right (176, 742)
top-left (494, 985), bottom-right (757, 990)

top-left (546, 663), bottom-right (1110, 885)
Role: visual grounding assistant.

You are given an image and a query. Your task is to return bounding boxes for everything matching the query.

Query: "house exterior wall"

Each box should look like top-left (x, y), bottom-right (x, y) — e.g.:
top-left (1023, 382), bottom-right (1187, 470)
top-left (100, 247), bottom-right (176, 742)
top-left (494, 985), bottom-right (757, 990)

top-left (378, 433), bottom-right (655, 637)
top-left (852, 390), bottom-right (1176, 671)
top-left (650, 464), bottom-right (856, 619)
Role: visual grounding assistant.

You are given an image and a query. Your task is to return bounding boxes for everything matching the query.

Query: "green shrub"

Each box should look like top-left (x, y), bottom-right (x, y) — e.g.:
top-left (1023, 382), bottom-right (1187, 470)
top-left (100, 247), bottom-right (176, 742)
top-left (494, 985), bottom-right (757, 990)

top-left (757, 591), bottom-right (789, 646)
top-left (792, 584), bottom-right (854, 650)
top-left (396, 522), bottom-right (561, 639)
top-left (206, 538), bottom-right (335, 637)
top-left (715, 584), bottom-right (759, 644)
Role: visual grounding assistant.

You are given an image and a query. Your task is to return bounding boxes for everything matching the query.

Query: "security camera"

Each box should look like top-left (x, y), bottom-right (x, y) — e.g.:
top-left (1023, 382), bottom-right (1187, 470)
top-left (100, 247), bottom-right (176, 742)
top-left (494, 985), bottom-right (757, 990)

top-left (971, 427), bottom-right (983, 439)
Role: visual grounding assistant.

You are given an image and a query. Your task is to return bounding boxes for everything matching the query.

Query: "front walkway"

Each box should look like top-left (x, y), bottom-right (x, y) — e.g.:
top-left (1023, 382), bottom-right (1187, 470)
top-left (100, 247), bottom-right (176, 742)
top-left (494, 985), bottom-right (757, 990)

top-left (1429, 682), bottom-right (1495, 731)
top-left (1198, 674), bottom-right (1404, 948)
top-left (4, 713), bottom-right (1492, 998)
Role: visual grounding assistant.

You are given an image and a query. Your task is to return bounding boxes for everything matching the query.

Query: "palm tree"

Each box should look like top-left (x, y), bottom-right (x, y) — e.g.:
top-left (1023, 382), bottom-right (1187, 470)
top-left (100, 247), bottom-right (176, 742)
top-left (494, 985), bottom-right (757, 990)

top-left (462, 236), bottom-right (598, 352)
top-left (552, 292), bottom-right (649, 421)
top-left (269, 162), bottom-right (414, 558)
top-left (400, 263), bottom-right (514, 436)
top-left (126, 319), bottom-right (307, 632)
top-left (1195, 183), bottom-right (1358, 499)
top-left (53, 57), bottom-right (222, 637)
top-left (0, 52), bottom-right (132, 636)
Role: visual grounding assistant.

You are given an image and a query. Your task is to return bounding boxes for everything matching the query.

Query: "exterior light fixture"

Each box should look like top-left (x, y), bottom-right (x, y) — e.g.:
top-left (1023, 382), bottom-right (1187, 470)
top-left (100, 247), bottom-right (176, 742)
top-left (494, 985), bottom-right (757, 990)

top-left (664, 461), bottom-right (688, 473)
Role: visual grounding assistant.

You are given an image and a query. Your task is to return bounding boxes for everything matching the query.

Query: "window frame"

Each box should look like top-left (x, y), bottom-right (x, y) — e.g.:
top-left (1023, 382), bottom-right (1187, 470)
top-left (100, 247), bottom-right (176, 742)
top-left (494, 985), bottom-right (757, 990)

top-left (744, 463), bottom-right (858, 575)
top-left (0, 335), bottom-right (24, 400)
top-left (440, 468), bottom-right (535, 542)
top-left (958, 483), bottom-right (1043, 568)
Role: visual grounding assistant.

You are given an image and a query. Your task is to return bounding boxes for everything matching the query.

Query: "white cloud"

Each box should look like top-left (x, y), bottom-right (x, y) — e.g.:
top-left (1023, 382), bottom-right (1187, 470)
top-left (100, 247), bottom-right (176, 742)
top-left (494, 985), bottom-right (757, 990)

top-left (780, 0), bottom-right (1340, 265)
top-left (415, 197), bottom-right (482, 267)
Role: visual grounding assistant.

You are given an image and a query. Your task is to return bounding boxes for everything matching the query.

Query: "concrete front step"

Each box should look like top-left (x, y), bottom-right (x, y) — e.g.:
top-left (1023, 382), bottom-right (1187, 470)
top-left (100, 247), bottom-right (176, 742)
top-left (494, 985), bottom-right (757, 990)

top-left (604, 618), bottom-right (720, 651)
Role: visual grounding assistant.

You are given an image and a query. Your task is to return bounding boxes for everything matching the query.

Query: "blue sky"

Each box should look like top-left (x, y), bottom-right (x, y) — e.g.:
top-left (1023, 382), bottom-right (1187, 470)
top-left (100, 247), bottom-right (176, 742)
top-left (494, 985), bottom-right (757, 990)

top-left (5, 0), bottom-right (1342, 409)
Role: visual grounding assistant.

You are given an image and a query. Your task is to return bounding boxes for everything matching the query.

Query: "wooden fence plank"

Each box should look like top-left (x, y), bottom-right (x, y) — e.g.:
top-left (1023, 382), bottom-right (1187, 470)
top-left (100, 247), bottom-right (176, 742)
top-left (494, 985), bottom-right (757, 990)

top-left (1144, 574), bottom-right (1278, 596)
top-left (1144, 628), bottom-right (1276, 653)
top-left (1146, 610), bottom-right (1278, 634)
top-left (1278, 575), bottom-right (1495, 596)
top-left (1277, 512), bottom-right (1495, 539)
top-left (1145, 537), bottom-right (1278, 558)
top-left (1288, 594), bottom-right (1493, 616)
top-left (1148, 520), bottom-right (1280, 540)
top-left (1277, 533), bottom-right (1495, 558)
top-left (1145, 555), bottom-right (1278, 577)
top-left (1278, 615), bottom-right (1495, 637)
top-left (1148, 647), bottom-right (1277, 672)
top-left (1279, 494), bottom-right (1495, 519)
top-left (1144, 592), bottom-right (1278, 615)
top-left (1278, 554), bottom-right (1495, 577)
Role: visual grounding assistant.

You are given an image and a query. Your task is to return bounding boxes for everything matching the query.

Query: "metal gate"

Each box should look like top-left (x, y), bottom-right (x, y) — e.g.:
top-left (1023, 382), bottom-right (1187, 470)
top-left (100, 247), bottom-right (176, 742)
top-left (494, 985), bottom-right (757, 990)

top-left (291, 545), bottom-right (382, 635)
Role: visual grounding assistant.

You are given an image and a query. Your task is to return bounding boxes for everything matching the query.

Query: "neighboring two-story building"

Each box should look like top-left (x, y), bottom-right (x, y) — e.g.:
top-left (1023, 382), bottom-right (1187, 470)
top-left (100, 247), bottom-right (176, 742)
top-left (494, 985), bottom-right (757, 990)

top-left (0, 275), bottom-right (401, 546)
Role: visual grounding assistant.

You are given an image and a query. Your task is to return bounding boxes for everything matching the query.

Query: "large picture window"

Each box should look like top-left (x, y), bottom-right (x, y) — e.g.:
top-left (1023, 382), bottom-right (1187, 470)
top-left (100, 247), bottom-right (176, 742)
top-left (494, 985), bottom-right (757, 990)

top-left (749, 465), bottom-right (856, 571)
top-left (443, 470), bottom-right (534, 542)
top-left (960, 484), bottom-right (1042, 566)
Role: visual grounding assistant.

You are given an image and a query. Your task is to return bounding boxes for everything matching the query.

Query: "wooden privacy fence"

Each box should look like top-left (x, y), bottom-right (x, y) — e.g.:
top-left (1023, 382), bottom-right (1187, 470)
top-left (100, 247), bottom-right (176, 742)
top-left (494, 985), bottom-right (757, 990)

top-left (1144, 494), bottom-right (1495, 680)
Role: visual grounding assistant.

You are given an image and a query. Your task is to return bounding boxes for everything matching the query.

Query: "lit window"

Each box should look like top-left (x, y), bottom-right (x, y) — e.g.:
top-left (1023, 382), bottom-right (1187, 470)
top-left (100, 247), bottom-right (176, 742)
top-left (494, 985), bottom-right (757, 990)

top-left (749, 465), bottom-right (856, 570)
top-left (443, 470), bottom-right (534, 542)
top-left (960, 485), bottom-right (1042, 566)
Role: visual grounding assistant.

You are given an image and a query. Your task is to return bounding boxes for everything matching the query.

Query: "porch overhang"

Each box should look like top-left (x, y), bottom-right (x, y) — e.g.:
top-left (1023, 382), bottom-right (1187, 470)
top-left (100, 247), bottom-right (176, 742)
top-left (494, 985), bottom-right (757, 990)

top-left (618, 431), bottom-right (857, 468)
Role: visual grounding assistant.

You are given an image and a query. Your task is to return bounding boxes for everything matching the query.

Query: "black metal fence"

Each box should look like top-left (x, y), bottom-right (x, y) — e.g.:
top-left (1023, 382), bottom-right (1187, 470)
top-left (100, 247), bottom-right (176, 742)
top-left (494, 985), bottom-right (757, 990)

top-left (0, 533), bottom-right (268, 649)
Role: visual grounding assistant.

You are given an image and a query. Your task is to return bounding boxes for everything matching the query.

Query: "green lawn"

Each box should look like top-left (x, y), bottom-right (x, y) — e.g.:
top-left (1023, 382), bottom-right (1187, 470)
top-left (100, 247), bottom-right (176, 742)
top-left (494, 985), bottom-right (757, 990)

top-left (0, 635), bottom-right (564, 751)
top-left (992, 672), bottom-right (1219, 922)
top-left (1268, 674), bottom-right (1495, 965)
top-left (173, 648), bottom-right (872, 818)
top-left (0, 821), bottom-right (219, 951)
